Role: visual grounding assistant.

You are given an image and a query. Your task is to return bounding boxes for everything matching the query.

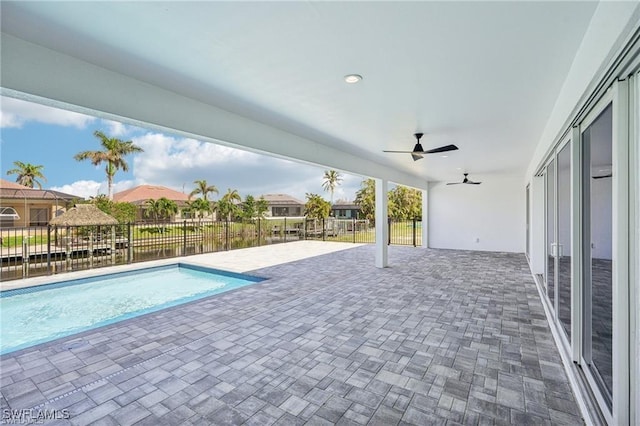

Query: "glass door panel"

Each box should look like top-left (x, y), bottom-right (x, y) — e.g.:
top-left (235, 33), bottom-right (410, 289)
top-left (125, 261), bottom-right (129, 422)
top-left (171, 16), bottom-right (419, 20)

top-left (582, 103), bottom-right (613, 403)
top-left (557, 143), bottom-right (571, 338)
top-left (546, 161), bottom-right (555, 310)
top-left (526, 185), bottom-right (530, 259)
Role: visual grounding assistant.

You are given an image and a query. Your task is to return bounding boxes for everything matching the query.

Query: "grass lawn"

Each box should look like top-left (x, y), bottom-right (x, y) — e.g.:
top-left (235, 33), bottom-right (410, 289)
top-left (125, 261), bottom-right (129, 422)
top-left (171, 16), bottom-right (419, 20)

top-left (1, 235), bottom-right (49, 248)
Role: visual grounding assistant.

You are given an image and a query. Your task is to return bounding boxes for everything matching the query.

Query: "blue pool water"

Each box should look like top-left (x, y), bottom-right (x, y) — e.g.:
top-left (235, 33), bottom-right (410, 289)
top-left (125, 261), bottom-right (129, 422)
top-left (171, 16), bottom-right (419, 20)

top-left (0, 265), bottom-right (264, 355)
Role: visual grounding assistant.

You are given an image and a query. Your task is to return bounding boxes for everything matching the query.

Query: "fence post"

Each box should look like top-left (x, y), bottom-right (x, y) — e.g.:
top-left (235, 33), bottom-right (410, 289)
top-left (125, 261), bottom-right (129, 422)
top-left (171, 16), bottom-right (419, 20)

top-left (88, 230), bottom-right (94, 269)
top-left (65, 226), bottom-right (72, 271)
top-left (257, 218), bottom-right (261, 246)
top-left (225, 219), bottom-right (230, 251)
top-left (322, 218), bottom-right (326, 241)
top-left (183, 220), bottom-right (187, 256)
top-left (110, 225), bottom-right (116, 265)
top-left (284, 218), bottom-right (287, 243)
top-left (353, 217), bottom-right (356, 243)
top-left (127, 223), bottom-right (133, 264)
top-left (22, 239), bottom-right (29, 278)
top-left (388, 218), bottom-right (391, 245)
top-left (47, 225), bottom-right (52, 275)
top-left (412, 218), bottom-right (417, 247)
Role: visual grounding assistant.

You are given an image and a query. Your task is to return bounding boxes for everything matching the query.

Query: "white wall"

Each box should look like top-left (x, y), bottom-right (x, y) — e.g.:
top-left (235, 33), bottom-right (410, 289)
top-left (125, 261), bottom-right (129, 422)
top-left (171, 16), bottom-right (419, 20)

top-left (428, 175), bottom-right (524, 253)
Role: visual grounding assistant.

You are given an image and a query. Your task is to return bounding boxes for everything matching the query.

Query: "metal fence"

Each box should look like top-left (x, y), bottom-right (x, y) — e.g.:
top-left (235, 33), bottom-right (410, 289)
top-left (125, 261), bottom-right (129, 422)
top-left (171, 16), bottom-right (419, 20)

top-left (0, 218), bottom-right (422, 281)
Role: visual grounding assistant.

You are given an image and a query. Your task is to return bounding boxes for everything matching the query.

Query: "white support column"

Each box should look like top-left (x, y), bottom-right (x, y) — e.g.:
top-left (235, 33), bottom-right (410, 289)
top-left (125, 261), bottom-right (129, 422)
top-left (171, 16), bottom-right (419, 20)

top-left (421, 186), bottom-right (429, 248)
top-left (375, 178), bottom-right (388, 268)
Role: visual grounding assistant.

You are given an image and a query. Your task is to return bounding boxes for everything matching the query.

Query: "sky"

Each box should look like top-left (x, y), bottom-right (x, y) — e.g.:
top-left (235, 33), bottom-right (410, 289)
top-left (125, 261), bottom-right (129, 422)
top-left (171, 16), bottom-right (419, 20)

top-left (0, 96), bottom-right (364, 203)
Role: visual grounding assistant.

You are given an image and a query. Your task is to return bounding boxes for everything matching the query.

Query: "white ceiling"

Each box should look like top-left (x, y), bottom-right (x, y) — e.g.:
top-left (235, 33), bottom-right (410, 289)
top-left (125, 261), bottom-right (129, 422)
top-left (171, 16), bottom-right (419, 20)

top-left (0, 1), bottom-right (599, 184)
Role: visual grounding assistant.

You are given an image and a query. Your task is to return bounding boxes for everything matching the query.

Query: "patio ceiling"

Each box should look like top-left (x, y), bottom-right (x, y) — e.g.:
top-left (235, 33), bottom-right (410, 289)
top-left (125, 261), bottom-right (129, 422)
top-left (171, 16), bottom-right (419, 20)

top-left (0, 1), bottom-right (599, 187)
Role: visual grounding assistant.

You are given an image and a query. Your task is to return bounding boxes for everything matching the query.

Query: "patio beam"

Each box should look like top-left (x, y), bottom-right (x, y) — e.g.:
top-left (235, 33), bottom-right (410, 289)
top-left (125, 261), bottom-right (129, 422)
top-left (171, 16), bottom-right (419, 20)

top-left (1, 34), bottom-right (429, 191)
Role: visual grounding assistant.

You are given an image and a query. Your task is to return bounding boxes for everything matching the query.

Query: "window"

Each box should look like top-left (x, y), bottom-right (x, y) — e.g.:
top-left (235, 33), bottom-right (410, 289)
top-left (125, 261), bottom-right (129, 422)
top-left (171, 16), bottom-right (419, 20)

top-left (29, 208), bottom-right (48, 226)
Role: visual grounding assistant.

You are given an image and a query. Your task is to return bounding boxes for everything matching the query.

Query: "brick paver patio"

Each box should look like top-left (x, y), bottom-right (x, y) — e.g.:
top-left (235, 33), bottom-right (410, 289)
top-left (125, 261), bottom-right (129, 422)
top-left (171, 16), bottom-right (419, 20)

top-left (0, 244), bottom-right (583, 425)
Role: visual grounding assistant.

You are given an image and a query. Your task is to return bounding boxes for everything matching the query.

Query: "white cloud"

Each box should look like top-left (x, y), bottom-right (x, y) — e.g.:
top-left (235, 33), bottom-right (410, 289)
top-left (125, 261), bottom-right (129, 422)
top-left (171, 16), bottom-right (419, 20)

top-left (0, 96), bottom-right (96, 129)
top-left (51, 180), bottom-right (135, 199)
top-left (99, 119), bottom-right (143, 138)
top-left (129, 132), bottom-right (363, 202)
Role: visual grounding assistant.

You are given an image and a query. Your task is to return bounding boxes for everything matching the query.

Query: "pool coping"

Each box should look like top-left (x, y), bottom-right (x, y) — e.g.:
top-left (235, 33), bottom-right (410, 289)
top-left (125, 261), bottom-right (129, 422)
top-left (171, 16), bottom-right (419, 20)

top-left (0, 240), bottom-right (362, 292)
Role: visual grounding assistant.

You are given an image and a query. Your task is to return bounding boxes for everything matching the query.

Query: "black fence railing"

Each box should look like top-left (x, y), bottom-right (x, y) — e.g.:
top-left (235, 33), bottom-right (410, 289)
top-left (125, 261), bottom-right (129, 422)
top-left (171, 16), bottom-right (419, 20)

top-left (0, 219), bottom-right (304, 281)
top-left (0, 218), bottom-right (422, 282)
top-left (388, 218), bottom-right (423, 247)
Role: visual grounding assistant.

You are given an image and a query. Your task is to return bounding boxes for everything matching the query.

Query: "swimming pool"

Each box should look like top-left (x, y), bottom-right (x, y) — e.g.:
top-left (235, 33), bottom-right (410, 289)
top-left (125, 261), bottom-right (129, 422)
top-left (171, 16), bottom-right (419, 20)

top-left (0, 264), bottom-right (265, 355)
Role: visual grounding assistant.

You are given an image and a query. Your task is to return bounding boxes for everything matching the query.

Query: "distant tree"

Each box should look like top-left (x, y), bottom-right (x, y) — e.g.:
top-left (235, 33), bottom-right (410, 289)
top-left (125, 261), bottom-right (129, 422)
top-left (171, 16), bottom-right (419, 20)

top-left (355, 179), bottom-right (376, 223)
top-left (322, 170), bottom-right (343, 205)
top-left (6, 161), bottom-right (47, 188)
top-left (217, 189), bottom-right (242, 221)
top-left (144, 197), bottom-right (178, 223)
top-left (74, 130), bottom-right (143, 200)
top-left (110, 202), bottom-right (138, 224)
top-left (189, 179), bottom-right (218, 201)
top-left (89, 195), bottom-right (136, 224)
top-left (388, 186), bottom-right (422, 220)
top-left (241, 195), bottom-right (256, 222)
top-left (90, 194), bottom-right (112, 212)
top-left (354, 180), bottom-right (422, 223)
top-left (256, 196), bottom-right (269, 219)
top-left (184, 198), bottom-right (212, 223)
top-left (304, 193), bottom-right (331, 219)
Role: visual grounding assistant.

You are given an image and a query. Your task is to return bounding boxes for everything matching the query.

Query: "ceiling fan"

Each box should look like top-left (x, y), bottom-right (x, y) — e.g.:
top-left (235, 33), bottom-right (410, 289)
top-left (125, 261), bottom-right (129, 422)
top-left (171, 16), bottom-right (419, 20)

top-left (383, 133), bottom-right (458, 161)
top-left (447, 173), bottom-right (481, 185)
top-left (593, 174), bottom-right (612, 179)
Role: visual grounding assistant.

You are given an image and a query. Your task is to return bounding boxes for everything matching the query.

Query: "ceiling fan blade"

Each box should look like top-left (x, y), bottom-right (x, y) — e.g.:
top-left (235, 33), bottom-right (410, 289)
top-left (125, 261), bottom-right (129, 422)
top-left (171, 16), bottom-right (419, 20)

top-left (421, 144), bottom-right (459, 154)
top-left (593, 174), bottom-right (612, 179)
top-left (446, 182), bottom-right (462, 185)
top-left (383, 150), bottom-right (413, 153)
top-left (411, 153), bottom-right (424, 161)
top-left (467, 181), bottom-right (482, 185)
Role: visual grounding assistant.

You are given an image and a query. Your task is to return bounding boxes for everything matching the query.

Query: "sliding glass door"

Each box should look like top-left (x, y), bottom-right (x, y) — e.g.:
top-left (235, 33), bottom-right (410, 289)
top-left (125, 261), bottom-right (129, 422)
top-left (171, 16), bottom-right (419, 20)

top-left (581, 103), bottom-right (614, 408)
top-left (544, 138), bottom-right (571, 344)
top-left (545, 160), bottom-right (555, 310)
top-left (556, 143), bottom-right (571, 339)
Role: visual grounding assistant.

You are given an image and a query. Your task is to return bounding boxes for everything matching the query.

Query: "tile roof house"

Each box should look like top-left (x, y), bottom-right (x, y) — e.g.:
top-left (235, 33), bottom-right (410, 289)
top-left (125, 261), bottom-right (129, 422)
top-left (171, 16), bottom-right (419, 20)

top-left (0, 179), bottom-right (82, 228)
top-left (113, 185), bottom-right (203, 222)
top-left (0, 179), bottom-right (80, 227)
top-left (260, 194), bottom-right (305, 217)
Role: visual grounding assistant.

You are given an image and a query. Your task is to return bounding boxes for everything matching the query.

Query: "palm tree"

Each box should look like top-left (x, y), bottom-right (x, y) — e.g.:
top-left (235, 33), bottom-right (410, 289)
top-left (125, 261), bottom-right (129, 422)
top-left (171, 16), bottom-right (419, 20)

top-left (144, 198), bottom-right (178, 231)
top-left (189, 179), bottom-right (218, 201)
top-left (304, 193), bottom-right (331, 219)
top-left (217, 189), bottom-right (242, 221)
top-left (322, 170), bottom-right (343, 205)
top-left (184, 198), bottom-right (212, 224)
top-left (74, 130), bottom-right (144, 200)
top-left (6, 161), bottom-right (47, 188)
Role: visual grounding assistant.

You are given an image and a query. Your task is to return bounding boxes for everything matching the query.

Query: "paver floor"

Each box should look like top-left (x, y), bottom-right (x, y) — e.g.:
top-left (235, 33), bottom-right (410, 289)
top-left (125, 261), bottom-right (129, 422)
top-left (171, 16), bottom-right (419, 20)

top-left (0, 244), bottom-right (583, 425)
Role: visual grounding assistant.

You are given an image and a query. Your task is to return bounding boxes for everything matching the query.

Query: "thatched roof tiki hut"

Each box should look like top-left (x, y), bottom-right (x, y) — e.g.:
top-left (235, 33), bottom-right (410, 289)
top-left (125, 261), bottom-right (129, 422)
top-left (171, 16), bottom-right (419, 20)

top-left (49, 204), bottom-right (118, 227)
top-left (49, 204), bottom-right (120, 268)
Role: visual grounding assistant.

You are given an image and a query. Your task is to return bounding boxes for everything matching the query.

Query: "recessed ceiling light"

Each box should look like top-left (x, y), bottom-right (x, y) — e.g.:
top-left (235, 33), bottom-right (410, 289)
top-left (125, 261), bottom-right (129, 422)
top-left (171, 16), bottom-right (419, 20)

top-left (344, 74), bottom-right (362, 84)
top-left (441, 155), bottom-right (448, 158)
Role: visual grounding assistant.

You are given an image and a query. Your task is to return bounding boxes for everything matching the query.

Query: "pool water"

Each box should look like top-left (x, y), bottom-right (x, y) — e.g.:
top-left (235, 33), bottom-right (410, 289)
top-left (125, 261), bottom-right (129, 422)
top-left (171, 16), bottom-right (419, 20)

top-left (0, 265), bottom-right (264, 354)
